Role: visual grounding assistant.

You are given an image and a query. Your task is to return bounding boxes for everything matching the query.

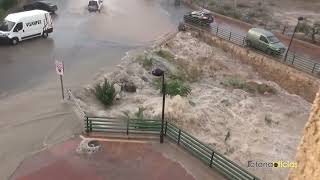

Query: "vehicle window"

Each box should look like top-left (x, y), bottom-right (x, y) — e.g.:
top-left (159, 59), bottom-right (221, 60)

top-left (89, 1), bottom-right (98, 6)
top-left (13, 22), bottom-right (23, 32)
top-left (259, 36), bottom-right (268, 43)
top-left (0, 20), bottom-right (15, 31)
top-left (267, 36), bottom-right (280, 43)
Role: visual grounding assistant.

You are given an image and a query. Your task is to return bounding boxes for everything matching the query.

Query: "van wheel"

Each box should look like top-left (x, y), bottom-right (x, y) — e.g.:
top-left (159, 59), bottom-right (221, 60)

top-left (11, 38), bottom-right (19, 45)
top-left (42, 32), bottom-right (49, 38)
top-left (246, 40), bottom-right (251, 47)
top-left (266, 49), bottom-right (272, 55)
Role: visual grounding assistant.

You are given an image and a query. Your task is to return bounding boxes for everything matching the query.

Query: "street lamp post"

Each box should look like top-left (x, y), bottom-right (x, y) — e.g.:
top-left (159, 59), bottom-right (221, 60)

top-left (284, 16), bottom-right (304, 62)
top-left (152, 68), bottom-right (165, 144)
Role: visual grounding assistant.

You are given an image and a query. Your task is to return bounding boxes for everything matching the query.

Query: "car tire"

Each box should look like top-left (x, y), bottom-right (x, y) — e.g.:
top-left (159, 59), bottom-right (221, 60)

top-left (266, 49), bottom-right (272, 55)
top-left (42, 32), bottom-right (49, 38)
top-left (246, 40), bottom-right (252, 47)
top-left (11, 38), bottom-right (19, 45)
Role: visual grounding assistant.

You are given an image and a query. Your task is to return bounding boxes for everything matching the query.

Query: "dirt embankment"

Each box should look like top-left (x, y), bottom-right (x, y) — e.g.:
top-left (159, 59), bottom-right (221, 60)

top-left (288, 89), bottom-right (320, 180)
top-left (189, 27), bottom-right (320, 103)
top-left (76, 30), bottom-right (312, 180)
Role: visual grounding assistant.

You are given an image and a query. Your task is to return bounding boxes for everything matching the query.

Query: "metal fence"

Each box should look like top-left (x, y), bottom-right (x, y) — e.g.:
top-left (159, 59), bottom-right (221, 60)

top-left (186, 22), bottom-right (320, 77)
top-left (85, 116), bottom-right (259, 180)
top-left (85, 116), bottom-right (161, 135)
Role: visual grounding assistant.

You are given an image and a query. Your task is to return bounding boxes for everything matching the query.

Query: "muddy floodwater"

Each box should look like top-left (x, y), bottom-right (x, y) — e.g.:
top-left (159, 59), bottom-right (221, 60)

top-left (0, 0), bottom-right (191, 97)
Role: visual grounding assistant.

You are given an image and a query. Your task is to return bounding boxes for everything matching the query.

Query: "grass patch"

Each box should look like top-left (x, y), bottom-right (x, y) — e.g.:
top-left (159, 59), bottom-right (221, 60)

top-left (154, 79), bottom-right (191, 97)
top-left (121, 107), bottom-right (160, 130)
top-left (94, 79), bottom-right (117, 107)
top-left (155, 49), bottom-right (175, 62)
top-left (0, 9), bottom-right (5, 20)
top-left (136, 55), bottom-right (153, 69)
top-left (222, 77), bottom-right (276, 95)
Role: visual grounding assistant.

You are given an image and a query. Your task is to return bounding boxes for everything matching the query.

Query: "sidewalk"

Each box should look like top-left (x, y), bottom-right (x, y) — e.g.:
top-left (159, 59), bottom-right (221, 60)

top-left (11, 136), bottom-right (225, 180)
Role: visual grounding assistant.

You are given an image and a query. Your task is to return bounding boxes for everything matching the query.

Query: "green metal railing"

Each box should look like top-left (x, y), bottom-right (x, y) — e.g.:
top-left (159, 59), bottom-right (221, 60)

top-left (85, 116), bottom-right (259, 180)
top-left (85, 116), bottom-right (161, 135)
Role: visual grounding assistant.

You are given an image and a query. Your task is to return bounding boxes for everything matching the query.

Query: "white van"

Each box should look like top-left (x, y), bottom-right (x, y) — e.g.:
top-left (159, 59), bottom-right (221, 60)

top-left (0, 10), bottom-right (53, 45)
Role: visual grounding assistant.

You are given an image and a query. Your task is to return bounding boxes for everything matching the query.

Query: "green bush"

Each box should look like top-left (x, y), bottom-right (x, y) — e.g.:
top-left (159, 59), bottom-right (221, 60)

top-left (94, 79), bottom-right (117, 107)
top-left (136, 55), bottom-right (153, 69)
top-left (0, 0), bottom-right (17, 10)
top-left (165, 79), bottom-right (191, 97)
top-left (0, 8), bottom-right (5, 20)
top-left (155, 49), bottom-right (175, 61)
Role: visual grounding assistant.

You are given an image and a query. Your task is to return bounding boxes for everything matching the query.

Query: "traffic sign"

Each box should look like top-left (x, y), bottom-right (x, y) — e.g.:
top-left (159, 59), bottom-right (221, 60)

top-left (55, 60), bottom-right (64, 76)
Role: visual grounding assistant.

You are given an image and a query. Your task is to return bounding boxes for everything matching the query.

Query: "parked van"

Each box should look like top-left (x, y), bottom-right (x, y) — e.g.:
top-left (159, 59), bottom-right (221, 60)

top-left (88, 0), bottom-right (103, 12)
top-left (246, 28), bottom-right (286, 55)
top-left (0, 10), bottom-right (53, 45)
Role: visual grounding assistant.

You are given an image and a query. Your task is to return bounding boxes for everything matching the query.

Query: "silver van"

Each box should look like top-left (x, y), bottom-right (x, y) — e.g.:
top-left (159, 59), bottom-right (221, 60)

top-left (246, 28), bottom-right (286, 55)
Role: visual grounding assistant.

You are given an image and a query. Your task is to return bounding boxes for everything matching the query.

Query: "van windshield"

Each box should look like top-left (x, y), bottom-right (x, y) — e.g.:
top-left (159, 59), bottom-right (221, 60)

top-left (88, 1), bottom-right (98, 6)
top-left (267, 36), bottom-right (280, 43)
top-left (0, 20), bottom-right (15, 31)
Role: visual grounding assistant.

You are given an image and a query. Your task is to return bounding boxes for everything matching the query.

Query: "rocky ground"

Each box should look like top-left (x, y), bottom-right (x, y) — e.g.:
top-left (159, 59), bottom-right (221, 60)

top-left (75, 31), bottom-right (311, 180)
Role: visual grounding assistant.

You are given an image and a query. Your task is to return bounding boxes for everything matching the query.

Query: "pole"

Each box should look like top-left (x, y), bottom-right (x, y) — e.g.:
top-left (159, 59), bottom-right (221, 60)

top-left (160, 74), bottom-right (165, 143)
top-left (284, 21), bottom-right (299, 62)
top-left (60, 75), bottom-right (64, 100)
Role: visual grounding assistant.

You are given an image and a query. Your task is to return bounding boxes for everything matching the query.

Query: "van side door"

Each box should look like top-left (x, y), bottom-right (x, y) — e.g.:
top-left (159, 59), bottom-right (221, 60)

top-left (12, 22), bottom-right (23, 40)
top-left (258, 35), bottom-right (269, 51)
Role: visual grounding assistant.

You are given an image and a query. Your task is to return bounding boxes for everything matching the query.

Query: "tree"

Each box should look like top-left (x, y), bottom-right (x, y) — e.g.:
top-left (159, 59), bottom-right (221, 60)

top-left (310, 22), bottom-right (320, 42)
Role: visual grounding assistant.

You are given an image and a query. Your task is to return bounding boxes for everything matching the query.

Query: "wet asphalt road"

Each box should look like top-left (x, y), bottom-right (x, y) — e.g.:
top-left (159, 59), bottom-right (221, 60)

top-left (0, 1), bottom-right (192, 179)
top-left (0, 0), bottom-right (191, 97)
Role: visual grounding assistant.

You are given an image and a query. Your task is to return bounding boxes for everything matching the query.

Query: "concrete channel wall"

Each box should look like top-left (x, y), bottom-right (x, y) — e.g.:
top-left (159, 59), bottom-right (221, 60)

top-left (188, 27), bottom-right (320, 102)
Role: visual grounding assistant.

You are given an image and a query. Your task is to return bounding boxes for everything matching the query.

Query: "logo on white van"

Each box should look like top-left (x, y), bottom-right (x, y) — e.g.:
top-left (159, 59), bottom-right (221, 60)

top-left (26, 20), bottom-right (42, 27)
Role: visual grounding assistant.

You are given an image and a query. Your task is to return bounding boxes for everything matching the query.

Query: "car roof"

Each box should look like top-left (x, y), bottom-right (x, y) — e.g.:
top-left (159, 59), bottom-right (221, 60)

top-left (249, 28), bottom-right (274, 37)
top-left (5, 10), bottom-right (48, 22)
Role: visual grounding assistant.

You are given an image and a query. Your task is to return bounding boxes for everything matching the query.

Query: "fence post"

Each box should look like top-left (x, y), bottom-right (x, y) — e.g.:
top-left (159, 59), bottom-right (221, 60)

top-left (89, 119), bottom-right (92, 132)
top-left (177, 129), bottom-right (181, 145)
top-left (86, 117), bottom-right (89, 133)
top-left (216, 25), bottom-right (219, 35)
top-left (312, 63), bottom-right (317, 73)
top-left (282, 25), bottom-right (287, 34)
top-left (165, 121), bottom-right (168, 136)
top-left (292, 54), bottom-right (296, 65)
top-left (229, 32), bottom-right (232, 41)
top-left (209, 151), bottom-right (215, 167)
top-left (126, 118), bottom-right (129, 135)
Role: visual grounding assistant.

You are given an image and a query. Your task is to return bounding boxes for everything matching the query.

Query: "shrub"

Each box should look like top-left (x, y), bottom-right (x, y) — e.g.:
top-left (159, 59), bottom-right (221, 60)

top-left (136, 55), bottom-right (153, 69)
top-left (0, 9), bottom-right (5, 20)
top-left (154, 75), bottom-right (191, 97)
top-left (0, 0), bottom-right (17, 10)
top-left (155, 49), bottom-right (175, 61)
top-left (165, 79), bottom-right (191, 97)
top-left (257, 84), bottom-right (277, 95)
top-left (94, 79), bottom-right (117, 107)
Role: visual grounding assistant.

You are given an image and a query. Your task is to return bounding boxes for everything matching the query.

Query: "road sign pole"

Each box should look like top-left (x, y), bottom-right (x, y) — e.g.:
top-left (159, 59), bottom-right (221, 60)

top-left (55, 60), bottom-right (65, 100)
top-left (60, 75), bottom-right (64, 100)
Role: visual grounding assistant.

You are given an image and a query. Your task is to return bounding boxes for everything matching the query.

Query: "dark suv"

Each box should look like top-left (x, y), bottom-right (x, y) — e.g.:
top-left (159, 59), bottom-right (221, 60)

top-left (23, 1), bottom-right (58, 13)
top-left (184, 10), bottom-right (214, 26)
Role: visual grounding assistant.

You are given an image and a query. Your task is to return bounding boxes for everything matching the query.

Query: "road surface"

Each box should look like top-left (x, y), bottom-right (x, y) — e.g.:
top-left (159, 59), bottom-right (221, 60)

top-left (0, 0), bottom-right (192, 179)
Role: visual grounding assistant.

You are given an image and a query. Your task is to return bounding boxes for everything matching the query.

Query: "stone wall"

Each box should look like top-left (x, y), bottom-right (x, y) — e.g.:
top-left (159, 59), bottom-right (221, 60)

top-left (288, 89), bottom-right (320, 179)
